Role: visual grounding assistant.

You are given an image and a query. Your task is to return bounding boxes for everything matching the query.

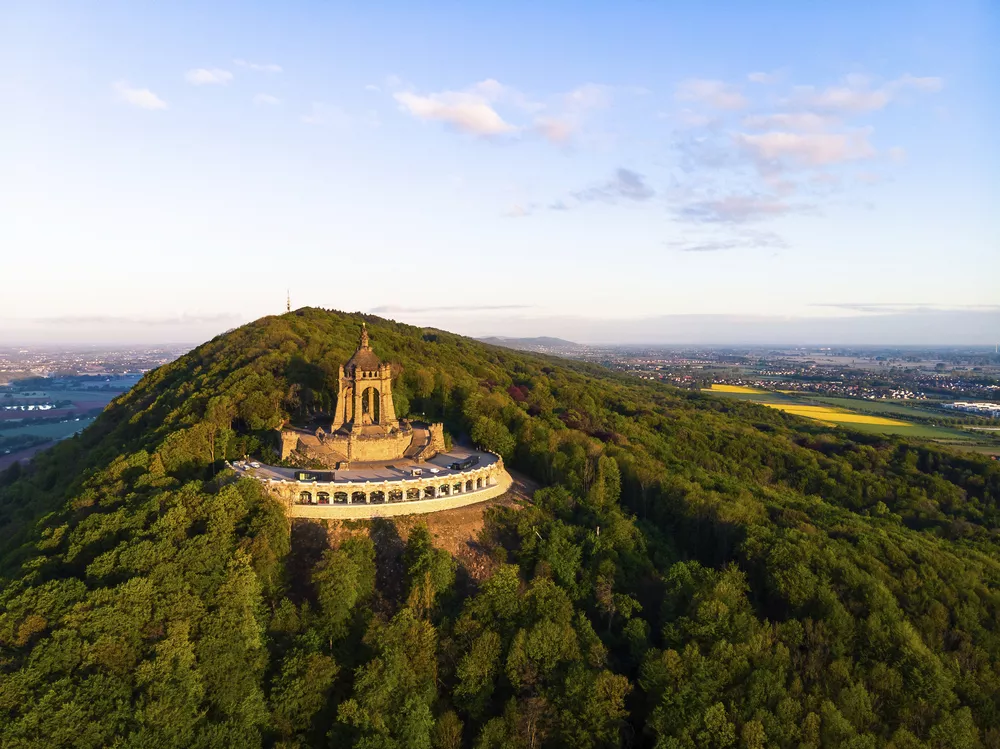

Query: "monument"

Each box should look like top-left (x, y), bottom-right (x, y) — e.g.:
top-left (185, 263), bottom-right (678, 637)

top-left (278, 324), bottom-right (444, 467)
top-left (331, 322), bottom-right (399, 433)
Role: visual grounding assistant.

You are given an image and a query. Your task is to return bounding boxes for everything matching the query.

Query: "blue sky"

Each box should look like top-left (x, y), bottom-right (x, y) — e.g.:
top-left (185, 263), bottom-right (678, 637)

top-left (2, 1), bottom-right (997, 344)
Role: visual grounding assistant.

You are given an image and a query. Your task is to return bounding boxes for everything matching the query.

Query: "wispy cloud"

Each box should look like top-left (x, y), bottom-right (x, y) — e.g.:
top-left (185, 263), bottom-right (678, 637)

top-left (742, 112), bottom-right (834, 132)
top-left (670, 230), bottom-right (789, 253)
top-left (113, 81), bottom-right (167, 110)
top-left (676, 78), bottom-right (747, 110)
top-left (811, 302), bottom-right (1000, 314)
top-left (891, 74), bottom-right (944, 92)
top-left (679, 194), bottom-right (802, 224)
top-left (185, 68), bottom-right (233, 85)
top-left (234, 59), bottom-right (282, 73)
top-left (253, 93), bottom-right (281, 106)
top-left (791, 73), bottom-right (943, 113)
top-left (574, 168), bottom-right (655, 203)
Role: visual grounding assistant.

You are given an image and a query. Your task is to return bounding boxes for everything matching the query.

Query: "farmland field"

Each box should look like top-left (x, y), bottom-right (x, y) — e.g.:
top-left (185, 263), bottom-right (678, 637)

top-left (760, 403), bottom-right (908, 426)
top-left (709, 384), bottom-right (767, 394)
top-left (806, 395), bottom-right (945, 419)
top-left (707, 385), bottom-right (997, 451)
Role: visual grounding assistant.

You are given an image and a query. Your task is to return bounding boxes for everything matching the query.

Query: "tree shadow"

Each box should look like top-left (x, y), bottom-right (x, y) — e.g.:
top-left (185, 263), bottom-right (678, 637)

top-left (285, 518), bottom-right (330, 603)
top-left (369, 518), bottom-right (406, 609)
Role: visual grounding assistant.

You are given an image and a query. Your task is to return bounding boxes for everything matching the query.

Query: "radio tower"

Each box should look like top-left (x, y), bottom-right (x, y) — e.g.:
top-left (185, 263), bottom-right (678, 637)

top-left (286, 290), bottom-right (291, 313)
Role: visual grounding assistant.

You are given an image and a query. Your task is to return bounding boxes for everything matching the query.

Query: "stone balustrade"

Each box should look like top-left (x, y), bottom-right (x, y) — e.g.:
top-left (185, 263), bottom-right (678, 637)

top-left (257, 455), bottom-right (513, 519)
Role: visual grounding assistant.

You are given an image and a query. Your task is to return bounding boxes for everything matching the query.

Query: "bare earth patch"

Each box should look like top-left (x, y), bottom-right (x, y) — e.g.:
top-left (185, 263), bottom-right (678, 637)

top-left (320, 469), bottom-right (538, 582)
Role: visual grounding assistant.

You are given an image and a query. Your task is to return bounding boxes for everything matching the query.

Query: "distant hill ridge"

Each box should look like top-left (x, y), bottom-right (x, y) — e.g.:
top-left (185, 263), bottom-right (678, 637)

top-left (478, 335), bottom-right (580, 349)
top-left (1, 306), bottom-right (999, 747)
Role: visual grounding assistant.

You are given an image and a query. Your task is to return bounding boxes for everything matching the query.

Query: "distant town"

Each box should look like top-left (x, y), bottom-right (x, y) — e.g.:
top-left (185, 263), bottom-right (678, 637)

top-left (4, 340), bottom-right (999, 470)
top-left (485, 339), bottom-right (1000, 405)
top-left (0, 345), bottom-right (188, 385)
top-left (0, 345), bottom-right (189, 469)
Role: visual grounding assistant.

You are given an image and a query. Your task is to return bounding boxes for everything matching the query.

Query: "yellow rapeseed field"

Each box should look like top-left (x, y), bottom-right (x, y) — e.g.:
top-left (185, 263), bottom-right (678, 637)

top-left (711, 384), bottom-right (767, 394)
top-left (762, 403), bottom-right (909, 426)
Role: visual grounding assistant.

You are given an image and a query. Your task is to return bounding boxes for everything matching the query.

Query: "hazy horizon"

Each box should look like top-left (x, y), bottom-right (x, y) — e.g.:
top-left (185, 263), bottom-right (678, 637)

top-left (3, 306), bottom-right (998, 348)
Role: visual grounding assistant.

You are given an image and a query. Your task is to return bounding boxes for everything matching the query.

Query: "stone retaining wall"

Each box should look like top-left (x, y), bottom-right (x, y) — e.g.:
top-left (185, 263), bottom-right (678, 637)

top-left (287, 470), bottom-right (513, 519)
top-left (258, 454), bottom-right (512, 519)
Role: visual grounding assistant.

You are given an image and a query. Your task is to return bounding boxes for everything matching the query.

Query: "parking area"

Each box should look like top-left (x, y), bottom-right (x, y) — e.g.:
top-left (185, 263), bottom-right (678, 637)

top-left (230, 446), bottom-right (497, 485)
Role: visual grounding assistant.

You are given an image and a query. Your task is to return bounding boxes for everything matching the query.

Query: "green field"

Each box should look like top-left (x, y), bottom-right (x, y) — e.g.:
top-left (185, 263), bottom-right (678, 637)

top-left (709, 388), bottom-right (999, 452)
top-left (0, 416), bottom-right (96, 440)
top-left (3, 389), bottom-right (120, 403)
top-left (821, 420), bottom-right (975, 440)
top-left (709, 390), bottom-right (798, 405)
top-left (806, 395), bottom-right (945, 419)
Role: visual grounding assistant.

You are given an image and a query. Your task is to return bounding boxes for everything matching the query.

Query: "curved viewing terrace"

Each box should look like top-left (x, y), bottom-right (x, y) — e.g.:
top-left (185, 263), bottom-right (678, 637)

top-left (231, 447), bottom-right (512, 519)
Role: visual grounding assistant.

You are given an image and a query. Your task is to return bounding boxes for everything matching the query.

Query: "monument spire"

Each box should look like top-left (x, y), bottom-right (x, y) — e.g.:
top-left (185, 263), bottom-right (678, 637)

top-left (286, 290), bottom-right (290, 313)
top-left (360, 321), bottom-right (369, 349)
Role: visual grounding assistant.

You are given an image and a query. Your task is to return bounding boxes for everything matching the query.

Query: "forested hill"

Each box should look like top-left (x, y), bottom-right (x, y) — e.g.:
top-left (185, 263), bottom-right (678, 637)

top-left (1, 308), bottom-right (1000, 748)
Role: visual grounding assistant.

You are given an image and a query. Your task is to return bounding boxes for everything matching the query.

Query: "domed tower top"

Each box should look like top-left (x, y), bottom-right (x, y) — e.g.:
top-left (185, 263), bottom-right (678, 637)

top-left (345, 322), bottom-right (382, 373)
top-left (332, 323), bottom-right (398, 433)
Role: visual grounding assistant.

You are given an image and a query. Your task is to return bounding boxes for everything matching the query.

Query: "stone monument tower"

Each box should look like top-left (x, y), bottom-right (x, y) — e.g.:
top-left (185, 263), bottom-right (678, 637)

top-left (331, 323), bottom-right (399, 433)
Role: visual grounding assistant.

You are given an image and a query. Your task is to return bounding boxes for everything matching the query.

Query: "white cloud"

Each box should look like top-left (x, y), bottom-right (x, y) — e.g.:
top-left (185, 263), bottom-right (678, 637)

top-left (391, 78), bottom-right (623, 144)
top-left (676, 79), bottom-right (747, 110)
top-left (234, 59), bottom-right (282, 73)
top-left (748, 71), bottom-right (782, 85)
top-left (736, 129), bottom-right (876, 167)
top-left (534, 117), bottom-right (574, 144)
top-left (742, 112), bottom-right (833, 132)
top-left (394, 88), bottom-right (516, 136)
top-left (253, 93), bottom-right (280, 106)
top-left (889, 146), bottom-right (907, 163)
top-left (185, 68), bottom-right (233, 85)
top-left (470, 78), bottom-right (543, 112)
top-left (564, 83), bottom-right (612, 110)
top-left (504, 204), bottom-right (531, 218)
top-left (113, 81), bottom-right (167, 110)
top-left (365, 84), bottom-right (381, 92)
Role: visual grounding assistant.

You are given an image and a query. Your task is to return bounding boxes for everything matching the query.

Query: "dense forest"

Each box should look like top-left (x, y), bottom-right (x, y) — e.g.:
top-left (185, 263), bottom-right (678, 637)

top-left (1, 308), bottom-right (999, 748)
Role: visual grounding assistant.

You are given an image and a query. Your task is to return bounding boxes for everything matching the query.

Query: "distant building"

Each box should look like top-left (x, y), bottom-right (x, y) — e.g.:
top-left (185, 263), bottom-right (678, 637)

top-left (942, 401), bottom-right (1000, 417)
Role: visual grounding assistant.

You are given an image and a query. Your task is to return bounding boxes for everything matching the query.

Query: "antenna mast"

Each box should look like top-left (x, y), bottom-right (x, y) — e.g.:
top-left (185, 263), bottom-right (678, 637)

top-left (286, 290), bottom-right (291, 313)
